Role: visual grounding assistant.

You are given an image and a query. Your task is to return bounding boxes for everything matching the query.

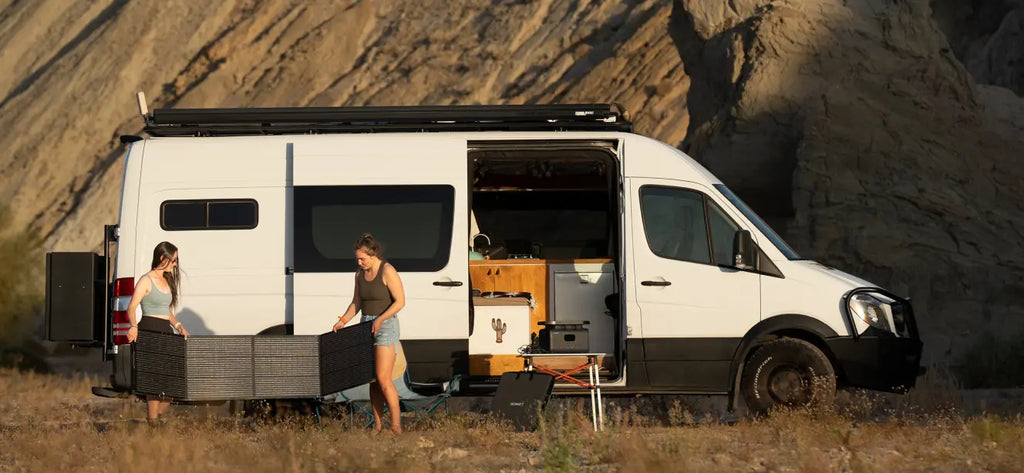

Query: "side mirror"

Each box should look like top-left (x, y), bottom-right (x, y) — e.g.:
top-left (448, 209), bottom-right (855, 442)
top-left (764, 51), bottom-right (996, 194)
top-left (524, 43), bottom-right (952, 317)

top-left (732, 230), bottom-right (756, 270)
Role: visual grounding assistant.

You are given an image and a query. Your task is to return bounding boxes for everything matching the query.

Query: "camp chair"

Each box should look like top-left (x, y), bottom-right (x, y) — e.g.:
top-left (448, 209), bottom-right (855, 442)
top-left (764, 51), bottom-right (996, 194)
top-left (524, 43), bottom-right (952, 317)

top-left (322, 342), bottom-right (461, 428)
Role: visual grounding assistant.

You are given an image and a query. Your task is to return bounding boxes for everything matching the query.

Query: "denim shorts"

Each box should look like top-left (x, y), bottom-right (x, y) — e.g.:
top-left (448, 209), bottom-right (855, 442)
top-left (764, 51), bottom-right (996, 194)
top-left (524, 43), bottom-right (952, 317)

top-left (361, 314), bottom-right (400, 347)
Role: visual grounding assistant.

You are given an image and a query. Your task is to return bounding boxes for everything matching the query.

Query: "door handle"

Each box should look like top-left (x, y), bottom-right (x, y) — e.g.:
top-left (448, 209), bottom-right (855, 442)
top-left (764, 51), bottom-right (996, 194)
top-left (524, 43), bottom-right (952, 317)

top-left (641, 280), bottom-right (672, 286)
top-left (433, 280), bottom-right (464, 287)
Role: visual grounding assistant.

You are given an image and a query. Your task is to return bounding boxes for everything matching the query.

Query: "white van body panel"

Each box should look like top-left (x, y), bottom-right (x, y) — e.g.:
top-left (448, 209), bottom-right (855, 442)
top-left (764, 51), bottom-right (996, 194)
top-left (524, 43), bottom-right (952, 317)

top-left (134, 138), bottom-right (290, 334)
top-left (290, 136), bottom-right (469, 339)
top-left (620, 134), bottom-right (721, 184)
top-left (761, 260), bottom-right (877, 336)
top-left (114, 142), bottom-right (145, 306)
top-left (626, 177), bottom-right (762, 339)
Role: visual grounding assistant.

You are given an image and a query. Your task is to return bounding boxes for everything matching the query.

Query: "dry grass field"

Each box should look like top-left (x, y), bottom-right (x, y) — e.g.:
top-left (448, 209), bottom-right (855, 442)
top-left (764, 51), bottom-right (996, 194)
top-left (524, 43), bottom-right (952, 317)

top-left (1, 366), bottom-right (1022, 473)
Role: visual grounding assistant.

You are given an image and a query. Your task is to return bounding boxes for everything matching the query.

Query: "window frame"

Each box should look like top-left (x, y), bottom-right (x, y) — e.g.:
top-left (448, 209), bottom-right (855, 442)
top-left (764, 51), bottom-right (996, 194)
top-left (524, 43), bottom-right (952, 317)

top-left (160, 198), bottom-right (260, 231)
top-left (638, 184), bottom-right (745, 268)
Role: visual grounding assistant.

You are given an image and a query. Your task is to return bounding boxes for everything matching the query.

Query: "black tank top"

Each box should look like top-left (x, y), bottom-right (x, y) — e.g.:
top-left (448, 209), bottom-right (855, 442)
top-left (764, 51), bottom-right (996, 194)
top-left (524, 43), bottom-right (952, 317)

top-left (358, 262), bottom-right (393, 316)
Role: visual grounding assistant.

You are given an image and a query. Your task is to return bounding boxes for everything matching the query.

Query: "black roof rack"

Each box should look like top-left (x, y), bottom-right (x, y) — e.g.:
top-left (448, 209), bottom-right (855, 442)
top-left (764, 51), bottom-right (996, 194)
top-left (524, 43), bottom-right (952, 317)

top-left (141, 103), bottom-right (633, 137)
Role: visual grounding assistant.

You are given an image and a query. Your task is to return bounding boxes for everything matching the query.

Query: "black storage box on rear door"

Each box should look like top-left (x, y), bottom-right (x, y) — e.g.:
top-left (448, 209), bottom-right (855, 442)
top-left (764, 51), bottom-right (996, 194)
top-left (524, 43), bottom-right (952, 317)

top-left (45, 252), bottom-right (105, 345)
top-left (537, 321), bottom-right (590, 353)
top-left (134, 323), bottom-right (375, 401)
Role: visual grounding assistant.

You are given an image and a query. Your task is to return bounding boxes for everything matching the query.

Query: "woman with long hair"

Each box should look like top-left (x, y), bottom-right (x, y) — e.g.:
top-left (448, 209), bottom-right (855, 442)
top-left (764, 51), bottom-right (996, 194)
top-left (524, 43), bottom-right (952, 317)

top-left (125, 241), bottom-right (189, 424)
top-left (333, 234), bottom-right (407, 434)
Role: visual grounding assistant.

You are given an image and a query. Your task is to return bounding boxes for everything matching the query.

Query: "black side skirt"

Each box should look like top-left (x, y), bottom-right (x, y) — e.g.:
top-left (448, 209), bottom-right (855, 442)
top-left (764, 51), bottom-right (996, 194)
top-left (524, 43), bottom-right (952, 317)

top-left (627, 338), bottom-right (740, 392)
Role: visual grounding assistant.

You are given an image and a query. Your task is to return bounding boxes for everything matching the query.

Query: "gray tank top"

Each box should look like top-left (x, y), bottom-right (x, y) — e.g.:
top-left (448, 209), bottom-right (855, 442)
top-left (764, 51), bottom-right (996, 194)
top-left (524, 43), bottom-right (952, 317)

top-left (140, 274), bottom-right (172, 316)
top-left (358, 262), bottom-right (393, 316)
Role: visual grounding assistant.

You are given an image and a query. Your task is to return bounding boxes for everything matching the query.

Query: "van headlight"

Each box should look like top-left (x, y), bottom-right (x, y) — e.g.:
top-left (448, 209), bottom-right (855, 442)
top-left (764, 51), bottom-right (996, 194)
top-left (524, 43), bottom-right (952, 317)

top-left (849, 292), bottom-right (908, 337)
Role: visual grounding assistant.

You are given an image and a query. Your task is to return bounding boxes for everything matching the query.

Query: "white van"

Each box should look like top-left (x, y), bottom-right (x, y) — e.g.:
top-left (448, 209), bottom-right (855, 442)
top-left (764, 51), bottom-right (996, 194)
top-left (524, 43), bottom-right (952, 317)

top-left (45, 100), bottom-right (922, 414)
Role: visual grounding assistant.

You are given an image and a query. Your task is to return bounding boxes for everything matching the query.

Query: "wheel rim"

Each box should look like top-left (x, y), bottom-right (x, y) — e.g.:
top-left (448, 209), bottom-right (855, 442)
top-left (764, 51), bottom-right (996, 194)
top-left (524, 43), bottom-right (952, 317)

top-left (767, 364), bottom-right (812, 405)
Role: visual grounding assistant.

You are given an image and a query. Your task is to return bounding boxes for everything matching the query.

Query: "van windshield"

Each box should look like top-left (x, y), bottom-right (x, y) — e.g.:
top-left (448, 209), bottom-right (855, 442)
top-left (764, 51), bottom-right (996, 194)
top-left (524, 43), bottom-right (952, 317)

top-left (713, 184), bottom-right (801, 260)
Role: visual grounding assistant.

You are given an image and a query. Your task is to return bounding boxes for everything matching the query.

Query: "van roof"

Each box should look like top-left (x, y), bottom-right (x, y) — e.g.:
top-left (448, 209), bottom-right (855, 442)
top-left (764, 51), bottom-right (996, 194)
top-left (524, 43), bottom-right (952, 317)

top-left (142, 103), bottom-right (633, 137)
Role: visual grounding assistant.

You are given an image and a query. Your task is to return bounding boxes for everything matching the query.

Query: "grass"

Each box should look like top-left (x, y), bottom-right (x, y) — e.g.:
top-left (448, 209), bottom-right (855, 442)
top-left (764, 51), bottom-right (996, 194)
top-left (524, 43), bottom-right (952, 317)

top-left (2, 368), bottom-right (1023, 472)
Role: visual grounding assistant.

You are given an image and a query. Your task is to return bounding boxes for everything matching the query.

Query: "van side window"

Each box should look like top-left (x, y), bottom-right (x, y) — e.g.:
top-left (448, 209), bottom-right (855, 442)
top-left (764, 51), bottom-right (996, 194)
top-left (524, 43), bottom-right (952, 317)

top-left (293, 185), bottom-right (455, 272)
top-left (161, 199), bottom-right (259, 230)
top-left (639, 186), bottom-right (711, 264)
top-left (707, 200), bottom-right (739, 266)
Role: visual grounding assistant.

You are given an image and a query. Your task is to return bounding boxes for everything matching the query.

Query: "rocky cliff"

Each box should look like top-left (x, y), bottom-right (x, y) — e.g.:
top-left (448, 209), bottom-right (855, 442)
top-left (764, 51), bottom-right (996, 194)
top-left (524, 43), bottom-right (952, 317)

top-left (0, 0), bottom-right (1021, 368)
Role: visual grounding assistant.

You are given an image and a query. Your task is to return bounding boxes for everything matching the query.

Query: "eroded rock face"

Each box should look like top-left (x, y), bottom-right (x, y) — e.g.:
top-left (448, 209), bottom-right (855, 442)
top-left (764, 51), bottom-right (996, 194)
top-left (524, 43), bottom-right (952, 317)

top-left (678, 0), bottom-right (1024, 363)
top-left (0, 0), bottom-right (1021, 367)
top-left (931, 0), bottom-right (1024, 96)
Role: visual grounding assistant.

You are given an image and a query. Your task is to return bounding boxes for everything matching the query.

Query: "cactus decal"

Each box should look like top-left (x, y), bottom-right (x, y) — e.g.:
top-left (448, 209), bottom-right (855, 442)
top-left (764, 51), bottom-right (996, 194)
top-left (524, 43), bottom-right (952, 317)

top-left (492, 318), bottom-right (507, 343)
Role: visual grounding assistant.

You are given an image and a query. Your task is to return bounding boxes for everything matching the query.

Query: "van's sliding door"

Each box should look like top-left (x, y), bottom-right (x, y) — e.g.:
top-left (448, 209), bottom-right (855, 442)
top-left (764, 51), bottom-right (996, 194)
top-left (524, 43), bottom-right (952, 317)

top-left (289, 136), bottom-right (469, 383)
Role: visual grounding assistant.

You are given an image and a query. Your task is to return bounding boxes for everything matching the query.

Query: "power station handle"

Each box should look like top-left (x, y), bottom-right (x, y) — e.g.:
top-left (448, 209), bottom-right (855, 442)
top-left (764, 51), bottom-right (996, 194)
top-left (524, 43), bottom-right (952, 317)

top-left (433, 280), bottom-right (464, 287)
top-left (641, 280), bottom-right (671, 286)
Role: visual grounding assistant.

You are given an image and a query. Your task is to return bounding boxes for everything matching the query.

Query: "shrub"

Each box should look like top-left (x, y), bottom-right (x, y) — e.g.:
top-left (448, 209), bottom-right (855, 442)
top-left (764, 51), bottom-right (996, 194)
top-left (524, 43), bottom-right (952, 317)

top-left (0, 205), bottom-right (44, 348)
top-left (954, 328), bottom-right (1024, 389)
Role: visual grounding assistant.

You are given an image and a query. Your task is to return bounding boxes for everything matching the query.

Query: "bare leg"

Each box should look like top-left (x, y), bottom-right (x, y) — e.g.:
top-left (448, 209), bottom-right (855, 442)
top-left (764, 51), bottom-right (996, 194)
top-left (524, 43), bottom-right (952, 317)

top-left (147, 397), bottom-right (160, 420)
top-left (147, 397), bottom-right (171, 421)
top-left (375, 344), bottom-right (401, 434)
top-left (369, 381), bottom-right (384, 432)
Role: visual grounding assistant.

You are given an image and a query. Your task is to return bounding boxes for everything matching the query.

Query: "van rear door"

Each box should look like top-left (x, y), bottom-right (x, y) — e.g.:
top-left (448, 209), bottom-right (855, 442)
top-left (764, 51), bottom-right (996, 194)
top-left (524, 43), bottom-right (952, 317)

top-left (290, 136), bottom-right (469, 383)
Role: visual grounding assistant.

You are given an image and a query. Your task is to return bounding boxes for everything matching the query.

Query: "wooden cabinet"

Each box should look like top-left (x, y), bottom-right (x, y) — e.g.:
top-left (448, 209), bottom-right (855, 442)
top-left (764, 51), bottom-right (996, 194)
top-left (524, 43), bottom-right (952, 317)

top-left (468, 258), bottom-right (616, 376)
top-left (469, 260), bottom-right (547, 337)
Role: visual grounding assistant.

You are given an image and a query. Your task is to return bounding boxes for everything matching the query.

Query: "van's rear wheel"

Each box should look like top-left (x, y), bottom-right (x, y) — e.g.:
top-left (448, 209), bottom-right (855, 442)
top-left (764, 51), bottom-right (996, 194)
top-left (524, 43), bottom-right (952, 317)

top-left (740, 338), bottom-right (836, 416)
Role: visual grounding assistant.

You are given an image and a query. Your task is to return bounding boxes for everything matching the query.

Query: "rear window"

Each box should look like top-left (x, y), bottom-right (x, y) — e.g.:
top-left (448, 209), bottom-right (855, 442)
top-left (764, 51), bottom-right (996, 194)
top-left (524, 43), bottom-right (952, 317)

top-left (161, 199), bottom-right (259, 231)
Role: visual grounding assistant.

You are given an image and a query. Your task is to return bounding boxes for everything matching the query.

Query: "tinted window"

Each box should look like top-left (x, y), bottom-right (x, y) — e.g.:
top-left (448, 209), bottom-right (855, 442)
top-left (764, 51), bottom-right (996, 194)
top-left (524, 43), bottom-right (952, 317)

top-left (294, 185), bottom-right (454, 272)
top-left (161, 199), bottom-right (259, 231)
top-left (209, 201), bottom-right (258, 228)
top-left (639, 186), bottom-right (710, 264)
top-left (707, 200), bottom-right (739, 266)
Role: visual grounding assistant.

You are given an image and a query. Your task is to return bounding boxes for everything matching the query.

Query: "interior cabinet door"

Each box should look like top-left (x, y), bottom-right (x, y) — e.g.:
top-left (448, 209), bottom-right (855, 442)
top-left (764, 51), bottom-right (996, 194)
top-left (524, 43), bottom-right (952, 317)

top-left (469, 264), bottom-right (496, 293)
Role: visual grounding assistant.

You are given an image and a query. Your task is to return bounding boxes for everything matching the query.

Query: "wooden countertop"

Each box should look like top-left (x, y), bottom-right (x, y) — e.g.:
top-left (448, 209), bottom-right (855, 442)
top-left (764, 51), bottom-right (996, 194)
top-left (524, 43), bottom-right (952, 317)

top-left (469, 258), bottom-right (613, 265)
top-left (472, 296), bottom-right (531, 306)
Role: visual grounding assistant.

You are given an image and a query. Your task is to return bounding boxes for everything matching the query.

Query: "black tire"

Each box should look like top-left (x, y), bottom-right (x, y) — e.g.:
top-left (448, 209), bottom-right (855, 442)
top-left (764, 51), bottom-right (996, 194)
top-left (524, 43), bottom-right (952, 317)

top-left (740, 338), bottom-right (836, 416)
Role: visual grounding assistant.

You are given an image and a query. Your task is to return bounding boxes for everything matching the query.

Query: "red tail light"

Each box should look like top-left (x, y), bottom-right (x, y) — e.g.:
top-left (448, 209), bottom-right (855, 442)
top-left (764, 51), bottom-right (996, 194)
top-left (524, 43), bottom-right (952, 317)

top-left (112, 277), bottom-right (135, 345)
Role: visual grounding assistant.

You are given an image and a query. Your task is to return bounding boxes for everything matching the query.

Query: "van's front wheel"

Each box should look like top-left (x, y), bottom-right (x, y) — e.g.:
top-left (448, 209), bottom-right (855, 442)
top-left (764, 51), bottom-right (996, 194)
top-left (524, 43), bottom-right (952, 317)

top-left (740, 338), bottom-right (836, 416)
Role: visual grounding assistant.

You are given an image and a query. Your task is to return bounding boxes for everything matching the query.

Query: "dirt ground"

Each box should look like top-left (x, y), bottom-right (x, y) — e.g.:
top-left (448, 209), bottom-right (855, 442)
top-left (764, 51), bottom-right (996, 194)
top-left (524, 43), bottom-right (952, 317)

top-left (1, 353), bottom-right (1022, 472)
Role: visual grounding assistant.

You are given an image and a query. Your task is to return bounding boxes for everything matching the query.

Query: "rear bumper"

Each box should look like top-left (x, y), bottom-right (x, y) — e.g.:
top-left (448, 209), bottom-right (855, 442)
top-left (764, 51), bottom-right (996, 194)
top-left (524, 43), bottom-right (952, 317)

top-left (825, 335), bottom-right (923, 393)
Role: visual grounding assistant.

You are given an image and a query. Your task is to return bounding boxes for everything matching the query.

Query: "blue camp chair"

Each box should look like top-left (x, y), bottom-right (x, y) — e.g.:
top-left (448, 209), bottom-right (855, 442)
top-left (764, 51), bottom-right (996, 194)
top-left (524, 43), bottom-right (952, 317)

top-left (321, 342), bottom-right (461, 428)
top-left (331, 372), bottom-right (461, 428)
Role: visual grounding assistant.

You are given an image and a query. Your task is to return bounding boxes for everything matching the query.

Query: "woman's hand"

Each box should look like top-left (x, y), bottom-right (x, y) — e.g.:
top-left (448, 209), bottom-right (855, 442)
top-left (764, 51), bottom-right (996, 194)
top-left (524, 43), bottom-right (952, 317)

top-left (127, 326), bottom-right (138, 343)
top-left (173, 322), bottom-right (189, 340)
top-left (371, 318), bottom-right (383, 335)
top-left (333, 317), bottom-right (347, 332)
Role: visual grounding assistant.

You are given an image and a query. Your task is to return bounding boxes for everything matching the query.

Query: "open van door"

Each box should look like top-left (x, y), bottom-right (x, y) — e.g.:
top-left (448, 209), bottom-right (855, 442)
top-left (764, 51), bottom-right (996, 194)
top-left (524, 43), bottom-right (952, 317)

top-left (289, 136), bottom-right (469, 383)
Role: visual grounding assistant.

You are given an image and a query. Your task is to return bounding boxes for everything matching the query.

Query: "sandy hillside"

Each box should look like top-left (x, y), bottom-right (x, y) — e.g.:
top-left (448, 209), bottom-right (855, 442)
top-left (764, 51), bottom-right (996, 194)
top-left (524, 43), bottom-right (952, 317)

top-left (0, 0), bottom-right (1022, 367)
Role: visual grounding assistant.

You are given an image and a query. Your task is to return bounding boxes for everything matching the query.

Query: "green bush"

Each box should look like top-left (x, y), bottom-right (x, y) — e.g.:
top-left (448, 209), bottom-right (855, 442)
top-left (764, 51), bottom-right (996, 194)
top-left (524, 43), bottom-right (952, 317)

top-left (0, 205), bottom-right (43, 348)
top-left (954, 328), bottom-right (1024, 389)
